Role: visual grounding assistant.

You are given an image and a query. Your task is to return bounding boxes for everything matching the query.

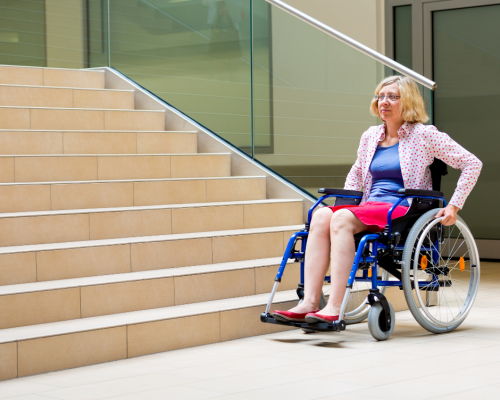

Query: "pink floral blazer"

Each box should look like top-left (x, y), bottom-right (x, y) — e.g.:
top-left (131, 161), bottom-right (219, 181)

top-left (344, 121), bottom-right (482, 209)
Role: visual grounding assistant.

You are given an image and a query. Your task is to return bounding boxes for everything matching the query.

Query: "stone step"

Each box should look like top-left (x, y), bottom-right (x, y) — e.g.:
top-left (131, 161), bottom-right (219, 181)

top-left (0, 199), bottom-right (303, 247)
top-left (0, 288), bottom-right (301, 380)
top-left (0, 130), bottom-right (197, 155)
top-left (0, 65), bottom-right (105, 88)
top-left (0, 106), bottom-right (165, 131)
top-left (0, 225), bottom-right (302, 285)
top-left (0, 176), bottom-right (267, 213)
top-left (0, 84), bottom-right (135, 110)
top-left (0, 258), bottom-right (299, 329)
top-left (0, 153), bottom-right (231, 183)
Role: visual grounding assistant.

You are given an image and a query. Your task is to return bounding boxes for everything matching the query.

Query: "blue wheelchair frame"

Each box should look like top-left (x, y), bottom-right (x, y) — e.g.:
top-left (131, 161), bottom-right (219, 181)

top-left (261, 190), bottom-right (447, 332)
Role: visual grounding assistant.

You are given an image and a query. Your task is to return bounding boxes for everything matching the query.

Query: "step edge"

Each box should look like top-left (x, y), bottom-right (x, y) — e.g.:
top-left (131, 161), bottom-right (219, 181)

top-left (0, 225), bottom-right (303, 254)
top-left (0, 83), bottom-right (133, 93)
top-left (0, 175), bottom-right (266, 187)
top-left (0, 129), bottom-right (197, 133)
top-left (0, 153), bottom-right (231, 158)
top-left (0, 65), bottom-right (104, 74)
top-left (0, 105), bottom-right (164, 112)
top-left (0, 257), bottom-right (289, 295)
top-left (0, 198), bottom-right (302, 218)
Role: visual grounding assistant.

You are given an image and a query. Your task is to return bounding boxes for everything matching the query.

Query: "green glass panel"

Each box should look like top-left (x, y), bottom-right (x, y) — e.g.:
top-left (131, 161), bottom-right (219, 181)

top-left (86, 0), bottom-right (108, 68)
top-left (0, 0), bottom-right (46, 67)
top-left (253, 0), bottom-right (432, 200)
top-left (434, 5), bottom-right (500, 239)
top-left (0, 0), bottom-right (108, 69)
top-left (109, 0), bottom-right (257, 155)
top-left (394, 5), bottom-right (412, 69)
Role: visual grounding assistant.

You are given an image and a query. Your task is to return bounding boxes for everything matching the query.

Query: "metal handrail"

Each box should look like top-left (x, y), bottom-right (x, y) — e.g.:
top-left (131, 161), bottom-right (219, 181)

top-left (265, 0), bottom-right (437, 90)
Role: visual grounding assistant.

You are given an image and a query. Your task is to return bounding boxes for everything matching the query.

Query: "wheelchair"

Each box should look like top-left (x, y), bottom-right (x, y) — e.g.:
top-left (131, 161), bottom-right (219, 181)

top-left (261, 163), bottom-right (480, 341)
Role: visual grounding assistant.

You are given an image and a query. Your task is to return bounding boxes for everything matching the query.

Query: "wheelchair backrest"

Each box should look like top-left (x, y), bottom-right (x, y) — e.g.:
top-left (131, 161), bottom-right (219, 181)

top-left (392, 158), bottom-right (447, 237)
top-left (430, 158), bottom-right (448, 192)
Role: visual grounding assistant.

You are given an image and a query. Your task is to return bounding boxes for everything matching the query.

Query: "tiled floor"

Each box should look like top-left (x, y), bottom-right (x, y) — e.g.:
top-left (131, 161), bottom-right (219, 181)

top-left (2, 262), bottom-right (500, 400)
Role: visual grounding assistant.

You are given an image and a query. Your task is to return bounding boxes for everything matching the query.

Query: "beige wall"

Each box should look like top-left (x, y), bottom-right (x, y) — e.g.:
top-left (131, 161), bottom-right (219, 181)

top-left (45, 0), bottom-right (86, 69)
top-left (283, 0), bottom-right (386, 54)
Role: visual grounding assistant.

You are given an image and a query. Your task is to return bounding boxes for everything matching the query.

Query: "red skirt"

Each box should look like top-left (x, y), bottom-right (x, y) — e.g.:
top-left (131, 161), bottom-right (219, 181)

top-left (327, 201), bottom-right (409, 232)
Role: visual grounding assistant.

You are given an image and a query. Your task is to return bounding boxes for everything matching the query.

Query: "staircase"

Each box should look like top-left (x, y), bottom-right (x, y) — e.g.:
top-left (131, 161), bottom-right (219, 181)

top-left (0, 65), bottom-right (307, 380)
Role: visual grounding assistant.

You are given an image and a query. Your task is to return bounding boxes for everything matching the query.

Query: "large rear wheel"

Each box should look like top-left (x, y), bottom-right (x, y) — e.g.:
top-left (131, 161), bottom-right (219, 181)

top-left (402, 209), bottom-right (480, 333)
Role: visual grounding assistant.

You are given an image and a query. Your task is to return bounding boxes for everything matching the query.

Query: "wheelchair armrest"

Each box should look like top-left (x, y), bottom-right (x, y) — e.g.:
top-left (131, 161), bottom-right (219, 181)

top-left (318, 188), bottom-right (363, 197)
top-left (397, 188), bottom-right (444, 198)
top-left (307, 188), bottom-right (363, 226)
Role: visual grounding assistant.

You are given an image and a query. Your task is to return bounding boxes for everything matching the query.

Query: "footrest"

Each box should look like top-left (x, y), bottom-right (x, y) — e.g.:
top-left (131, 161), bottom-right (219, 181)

top-left (260, 312), bottom-right (304, 328)
top-left (260, 313), bottom-right (346, 332)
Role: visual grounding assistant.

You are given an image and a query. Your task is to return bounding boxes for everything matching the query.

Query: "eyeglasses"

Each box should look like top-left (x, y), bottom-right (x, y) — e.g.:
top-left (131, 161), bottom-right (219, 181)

top-left (374, 94), bottom-right (400, 101)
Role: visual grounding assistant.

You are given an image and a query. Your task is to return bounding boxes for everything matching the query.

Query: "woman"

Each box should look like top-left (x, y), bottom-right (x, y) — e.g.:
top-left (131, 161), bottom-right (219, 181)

top-left (273, 75), bottom-right (482, 324)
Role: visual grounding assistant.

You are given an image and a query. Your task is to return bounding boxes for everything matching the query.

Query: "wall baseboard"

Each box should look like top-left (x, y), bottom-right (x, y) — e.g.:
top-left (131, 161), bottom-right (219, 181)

top-left (435, 239), bottom-right (499, 260)
top-left (476, 239), bottom-right (500, 260)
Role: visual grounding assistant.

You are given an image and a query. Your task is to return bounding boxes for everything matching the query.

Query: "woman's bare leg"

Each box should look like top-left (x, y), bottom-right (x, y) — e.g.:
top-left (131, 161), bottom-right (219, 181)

top-left (287, 207), bottom-right (333, 313)
top-left (318, 209), bottom-right (369, 316)
top-left (286, 208), bottom-right (369, 315)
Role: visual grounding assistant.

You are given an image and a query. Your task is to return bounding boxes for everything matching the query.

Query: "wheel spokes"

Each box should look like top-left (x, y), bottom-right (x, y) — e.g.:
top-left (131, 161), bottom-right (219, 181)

top-left (412, 217), bottom-right (478, 327)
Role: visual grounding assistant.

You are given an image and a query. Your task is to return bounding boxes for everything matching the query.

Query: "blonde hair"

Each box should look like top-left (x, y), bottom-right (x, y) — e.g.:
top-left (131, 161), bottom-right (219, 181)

top-left (370, 75), bottom-right (429, 124)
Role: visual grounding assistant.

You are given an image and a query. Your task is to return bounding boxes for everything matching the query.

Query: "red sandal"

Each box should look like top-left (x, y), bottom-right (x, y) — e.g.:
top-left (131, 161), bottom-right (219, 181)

top-left (272, 309), bottom-right (319, 322)
top-left (305, 312), bottom-right (339, 324)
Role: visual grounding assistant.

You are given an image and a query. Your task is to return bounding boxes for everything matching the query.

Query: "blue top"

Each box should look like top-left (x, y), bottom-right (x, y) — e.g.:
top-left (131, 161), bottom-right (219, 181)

top-left (367, 142), bottom-right (409, 207)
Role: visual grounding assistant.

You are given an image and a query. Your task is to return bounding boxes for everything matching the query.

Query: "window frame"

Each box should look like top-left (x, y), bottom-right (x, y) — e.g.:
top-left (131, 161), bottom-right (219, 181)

top-left (385, 0), bottom-right (500, 79)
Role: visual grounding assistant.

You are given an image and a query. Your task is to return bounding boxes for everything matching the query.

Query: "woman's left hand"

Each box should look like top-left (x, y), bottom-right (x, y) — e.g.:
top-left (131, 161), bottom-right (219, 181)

top-left (435, 204), bottom-right (460, 226)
